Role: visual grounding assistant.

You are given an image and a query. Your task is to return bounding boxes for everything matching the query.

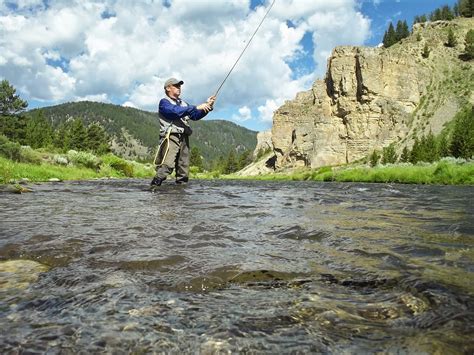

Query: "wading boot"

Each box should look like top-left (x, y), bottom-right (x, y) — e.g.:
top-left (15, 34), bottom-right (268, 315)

top-left (150, 177), bottom-right (164, 191)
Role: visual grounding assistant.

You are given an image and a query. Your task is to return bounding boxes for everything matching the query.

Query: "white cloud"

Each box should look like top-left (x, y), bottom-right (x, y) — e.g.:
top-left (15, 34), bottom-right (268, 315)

top-left (232, 105), bottom-right (252, 122)
top-left (0, 0), bottom-right (371, 128)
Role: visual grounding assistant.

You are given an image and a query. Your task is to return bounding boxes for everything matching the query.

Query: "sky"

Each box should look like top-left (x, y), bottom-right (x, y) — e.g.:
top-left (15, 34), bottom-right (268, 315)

top-left (0, 0), bottom-right (458, 132)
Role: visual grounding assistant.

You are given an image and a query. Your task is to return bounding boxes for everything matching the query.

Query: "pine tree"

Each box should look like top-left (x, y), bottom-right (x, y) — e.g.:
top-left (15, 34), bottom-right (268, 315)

top-left (369, 150), bottom-right (380, 167)
top-left (458, 0), bottom-right (474, 17)
top-left (190, 146), bottom-right (203, 170)
top-left (0, 80), bottom-right (28, 143)
top-left (69, 119), bottom-right (88, 151)
top-left (383, 23), bottom-right (397, 48)
top-left (454, 3), bottom-right (460, 16)
top-left (400, 146), bottom-right (410, 162)
top-left (446, 28), bottom-right (457, 47)
top-left (25, 110), bottom-right (53, 148)
top-left (381, 144), bottom-right (397, 164)
top-left (441, 5), bottom-right (455, 20)
top-left (86, 123), bottom-right (109, 154)
top-left (450, 106), bottom-right (474, 159)
top-left (410, 138), bottom-right (421, 163)
top-left (237, 150), bottom-right (252, 170)
top-left (420, 15), bottom-right (428, 23)
top-left (223, 150), bottom-right (238, 174)
top-left (464, 29), bottom-right (474, 60)
top-left (437, 133), bottom-right (450, 158)
top-left (423, 131), bottom-right (439, 162)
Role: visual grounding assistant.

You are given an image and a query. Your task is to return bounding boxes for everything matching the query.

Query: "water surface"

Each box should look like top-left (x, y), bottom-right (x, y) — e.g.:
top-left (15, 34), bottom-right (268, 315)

top-left (1, 179), bottom-right (473, 353)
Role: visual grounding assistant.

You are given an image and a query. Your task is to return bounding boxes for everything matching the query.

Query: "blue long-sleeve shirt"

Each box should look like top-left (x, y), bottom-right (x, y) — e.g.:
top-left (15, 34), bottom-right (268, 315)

top-left (158, 97), bottom-right (207, 121)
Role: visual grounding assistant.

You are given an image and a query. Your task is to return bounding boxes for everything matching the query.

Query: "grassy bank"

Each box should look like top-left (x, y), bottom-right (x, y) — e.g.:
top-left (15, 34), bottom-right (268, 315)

top-left (223, 158), bottom-right (474, 185)
top-left (0, 153), bottom-right (155, 184)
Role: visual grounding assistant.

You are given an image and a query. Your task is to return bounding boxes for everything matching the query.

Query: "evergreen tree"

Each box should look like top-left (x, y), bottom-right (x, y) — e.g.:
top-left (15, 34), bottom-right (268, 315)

top-left (410, 138), bottom-right (421, 163)
top-left (446, 28), bottom-right (457, 47)
top-left (431, 8), bottom-right (443, 21)
top-left (190, 146), bottom-right (203, 170)
top-left (69, 119), bottom-right (88, 151)
top-left (420, 15), bottom-right (428, 23)
top-left (464, 29), bottom-right (474, 60)
top-left (450, 106), bottom-right (474, 159)
top-left (86, 123), bottom-right (109, 154)
top-left (441, 5), bottom-right (455, 20)
top-left (458, 0), bottom-right (474, 17)
top-left (454, 3), bottom-right (460, 16)
top-left (25, 110), bottom-right (53, 148)
top-left (381, 144), bottom-right (398, 164)
top-left (237, 150), bottom-right (252, 170)
top-left (369, 150), bottom-right (380, 167)
top-left (400, 146), bottom-right (410, 162)
top-left (223, 150), bottom-right (238, 174)
top-left (383, 22), bottom-right (397, 48)
top-left (437, 133), bottom-right (450, 158)
top-left (423, 131), bottom-right (439, 162)
top-left (0, 80), bottom-right (28, 143)
top-left (0, 80), bottom-right (28, 116)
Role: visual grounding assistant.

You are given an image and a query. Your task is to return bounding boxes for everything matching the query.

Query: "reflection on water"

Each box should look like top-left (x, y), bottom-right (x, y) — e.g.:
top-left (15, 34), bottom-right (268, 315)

top-left (0, 179), bottom-right (473, 353)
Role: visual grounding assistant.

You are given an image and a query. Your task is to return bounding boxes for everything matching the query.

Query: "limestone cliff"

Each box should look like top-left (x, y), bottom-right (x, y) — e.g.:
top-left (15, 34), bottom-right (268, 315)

top-left (271, 18), bottom-right (474, 169)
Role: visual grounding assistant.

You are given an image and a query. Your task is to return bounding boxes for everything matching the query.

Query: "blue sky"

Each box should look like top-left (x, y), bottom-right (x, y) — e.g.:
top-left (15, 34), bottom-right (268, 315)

top-left (0, 0), bottom-right (458, 132)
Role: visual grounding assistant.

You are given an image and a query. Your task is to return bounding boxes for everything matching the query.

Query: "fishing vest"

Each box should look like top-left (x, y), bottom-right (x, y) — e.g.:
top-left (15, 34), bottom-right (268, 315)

top-left (158, 96), bottom-right (192, 136)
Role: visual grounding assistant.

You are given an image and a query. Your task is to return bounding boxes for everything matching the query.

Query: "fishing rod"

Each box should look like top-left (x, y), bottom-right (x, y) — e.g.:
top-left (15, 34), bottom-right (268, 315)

top-left (213, 0), bottom-right (276, 98)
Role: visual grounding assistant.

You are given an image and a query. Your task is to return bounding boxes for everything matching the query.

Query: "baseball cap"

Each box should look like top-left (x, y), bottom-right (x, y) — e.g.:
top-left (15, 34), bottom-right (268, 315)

top-left (164, 78), bottom-right (184, 88)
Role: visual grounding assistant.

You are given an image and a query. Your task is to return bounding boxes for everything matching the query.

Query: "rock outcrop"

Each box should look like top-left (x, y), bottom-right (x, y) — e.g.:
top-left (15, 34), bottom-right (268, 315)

top-left (271, 18), bottom-right (473, 169)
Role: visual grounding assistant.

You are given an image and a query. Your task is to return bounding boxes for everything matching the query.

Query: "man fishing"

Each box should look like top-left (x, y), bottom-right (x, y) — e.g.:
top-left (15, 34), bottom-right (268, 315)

top-left (150, 78), bottom-right (215, 187)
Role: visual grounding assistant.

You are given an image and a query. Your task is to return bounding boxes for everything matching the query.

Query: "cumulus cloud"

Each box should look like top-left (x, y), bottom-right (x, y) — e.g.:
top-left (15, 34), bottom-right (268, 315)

top-left (232, 105), bottom-right (252, 122)
top-left (0, 0), bottom-right (371, 127)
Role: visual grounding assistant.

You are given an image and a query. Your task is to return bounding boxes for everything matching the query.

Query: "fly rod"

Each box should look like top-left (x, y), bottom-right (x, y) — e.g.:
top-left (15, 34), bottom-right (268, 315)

top-left (213, 0), bottom-right (276, 98)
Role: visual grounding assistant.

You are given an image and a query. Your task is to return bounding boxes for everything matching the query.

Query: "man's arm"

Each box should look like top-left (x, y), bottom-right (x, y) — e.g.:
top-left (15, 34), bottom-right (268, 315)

top-left (159, 99), bottom-right (197, 120)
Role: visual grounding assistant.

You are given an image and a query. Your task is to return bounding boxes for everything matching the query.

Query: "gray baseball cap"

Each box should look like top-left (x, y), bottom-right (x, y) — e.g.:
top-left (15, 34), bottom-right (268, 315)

top-left (164, 77), bottom-right (184, 88)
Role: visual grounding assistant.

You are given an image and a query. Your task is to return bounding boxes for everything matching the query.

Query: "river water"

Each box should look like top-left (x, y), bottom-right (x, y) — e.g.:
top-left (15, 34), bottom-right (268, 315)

top-left (0, 179), bottom-right (473, 353)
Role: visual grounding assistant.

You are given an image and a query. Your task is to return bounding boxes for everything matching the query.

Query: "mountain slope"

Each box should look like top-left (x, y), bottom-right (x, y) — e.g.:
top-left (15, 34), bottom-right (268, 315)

top-left (29, 101), bottom-right (257, 166)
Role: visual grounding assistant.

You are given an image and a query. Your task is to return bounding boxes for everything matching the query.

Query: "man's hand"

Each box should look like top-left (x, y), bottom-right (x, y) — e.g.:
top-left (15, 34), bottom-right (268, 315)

top-left (207, 95), bottom-right (217, 107)
top-left (197, 103), bottom-right (213, 113)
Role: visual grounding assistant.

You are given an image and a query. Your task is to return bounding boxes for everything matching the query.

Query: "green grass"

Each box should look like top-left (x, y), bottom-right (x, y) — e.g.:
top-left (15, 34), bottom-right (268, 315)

top-left (223, 160), bottom-right (474, 185)
top-left (0, 156), bottom-right (155, 184)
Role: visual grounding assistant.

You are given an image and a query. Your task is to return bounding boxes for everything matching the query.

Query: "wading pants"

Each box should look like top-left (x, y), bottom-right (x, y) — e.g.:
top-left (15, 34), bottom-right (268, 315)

top-left (155, 133), bottom-right (190, 183)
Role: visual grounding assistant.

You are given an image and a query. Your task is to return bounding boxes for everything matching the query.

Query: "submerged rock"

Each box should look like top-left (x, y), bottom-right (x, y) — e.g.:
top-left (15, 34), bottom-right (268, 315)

top-left (0, 260), bottom-right (49, 291)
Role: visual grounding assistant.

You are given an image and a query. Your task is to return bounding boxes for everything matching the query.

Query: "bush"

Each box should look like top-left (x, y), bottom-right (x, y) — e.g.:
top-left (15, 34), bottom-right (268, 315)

top-left (67, 150), bottom-right (101, 170)
top-left (0, 135), bottom-right (21, 161)
top-left (101, 154), bottom-right (134, 177)
top-left (19, 146), bottom-right (42, 164)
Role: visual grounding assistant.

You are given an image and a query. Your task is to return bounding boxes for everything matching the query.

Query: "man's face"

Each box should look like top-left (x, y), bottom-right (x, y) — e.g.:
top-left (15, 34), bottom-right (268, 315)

top-left (166, 84), bottom-right (182, 99)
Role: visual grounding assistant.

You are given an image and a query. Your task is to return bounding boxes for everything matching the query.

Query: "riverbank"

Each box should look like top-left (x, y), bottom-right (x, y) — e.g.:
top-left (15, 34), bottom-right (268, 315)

top-left (223, 158), bottom-right (474, 185)
top-left (0, 155), bottom-right (155, 185)
top-left (1, 155), bottom-right (473, 186)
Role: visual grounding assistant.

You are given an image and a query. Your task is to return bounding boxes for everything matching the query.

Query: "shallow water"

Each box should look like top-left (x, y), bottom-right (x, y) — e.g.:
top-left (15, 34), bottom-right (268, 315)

top-left (0, 179), bottom-right (473, 353)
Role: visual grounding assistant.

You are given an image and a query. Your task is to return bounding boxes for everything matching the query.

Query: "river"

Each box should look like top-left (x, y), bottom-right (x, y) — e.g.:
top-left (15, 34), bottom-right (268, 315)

top-left (1, 179), bottom-right (473, 353)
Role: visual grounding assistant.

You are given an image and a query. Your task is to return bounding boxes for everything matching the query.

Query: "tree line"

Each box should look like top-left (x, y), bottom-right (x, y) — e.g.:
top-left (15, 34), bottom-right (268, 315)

top-left (383, 0), bottom-right (473, 49)
top-left (0, 80), bottom-right (109, 154)
top-left (369, 105), bottom-right (474, 166)
top-left (190, 146), bottom-right (253, 174)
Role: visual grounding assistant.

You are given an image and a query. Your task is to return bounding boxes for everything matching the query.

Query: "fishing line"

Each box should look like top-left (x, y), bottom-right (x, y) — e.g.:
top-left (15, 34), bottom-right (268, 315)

top-left (213, 0), bottom-right (276, 98)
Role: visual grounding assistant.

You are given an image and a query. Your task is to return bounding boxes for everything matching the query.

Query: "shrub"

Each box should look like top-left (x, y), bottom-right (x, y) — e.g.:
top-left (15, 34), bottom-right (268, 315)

top-left (19, 146), bottom-right (42, 164)
top-left (67, 150), bottom-right (101, 170)
top-left (0, 134), bottom-right (21, 161)
top-left (101, 154), bottom-right (134, 177)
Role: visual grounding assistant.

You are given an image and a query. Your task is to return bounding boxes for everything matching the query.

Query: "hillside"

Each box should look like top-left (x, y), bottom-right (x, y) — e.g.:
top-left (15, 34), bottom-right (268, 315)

top-left (270, 17), bottom-right (473, 170)
top-left (28, 102), bottom-right (257, 167)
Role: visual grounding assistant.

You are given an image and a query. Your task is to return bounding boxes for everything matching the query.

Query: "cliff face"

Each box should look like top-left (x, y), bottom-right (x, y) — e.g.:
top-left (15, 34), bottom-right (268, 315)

top-left (271, 18), bottom-right (473, 169)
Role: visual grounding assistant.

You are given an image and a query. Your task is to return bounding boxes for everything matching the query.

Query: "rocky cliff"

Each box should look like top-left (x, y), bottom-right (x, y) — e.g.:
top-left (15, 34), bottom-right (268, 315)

top-left (271, 18), bottom-right (473, 170)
